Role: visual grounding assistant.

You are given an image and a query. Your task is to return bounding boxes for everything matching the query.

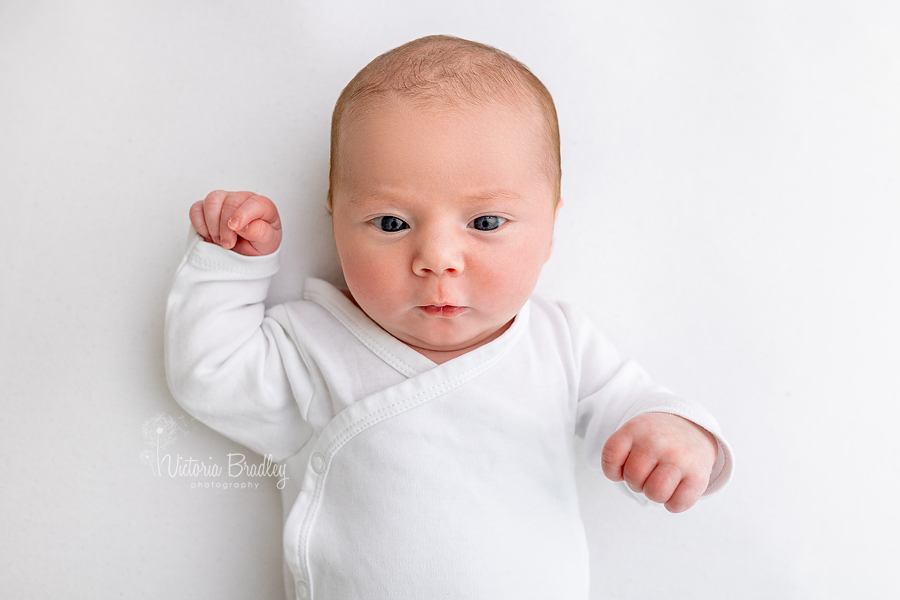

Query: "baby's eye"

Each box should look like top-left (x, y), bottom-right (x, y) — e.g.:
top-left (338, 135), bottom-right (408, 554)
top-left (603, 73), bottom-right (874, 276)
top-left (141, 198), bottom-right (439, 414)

top-left (468, 215), bottom-right (506, 231)
top-left (371, 216), bottom-right (409, 232)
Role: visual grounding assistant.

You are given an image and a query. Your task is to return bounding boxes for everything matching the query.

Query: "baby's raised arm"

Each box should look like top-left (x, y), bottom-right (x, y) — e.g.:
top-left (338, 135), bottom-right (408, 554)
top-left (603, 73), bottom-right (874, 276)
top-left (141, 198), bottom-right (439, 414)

top-left (164, 190), bottom-right (311, 461)
top-left (189, 190), bottom-right (282, 256)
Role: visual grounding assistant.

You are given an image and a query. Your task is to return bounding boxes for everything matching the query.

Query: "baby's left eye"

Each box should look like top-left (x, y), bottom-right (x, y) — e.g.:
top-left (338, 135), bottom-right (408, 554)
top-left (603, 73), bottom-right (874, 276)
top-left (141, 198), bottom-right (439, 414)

top-left (468, 216), bottom-right (506, 231)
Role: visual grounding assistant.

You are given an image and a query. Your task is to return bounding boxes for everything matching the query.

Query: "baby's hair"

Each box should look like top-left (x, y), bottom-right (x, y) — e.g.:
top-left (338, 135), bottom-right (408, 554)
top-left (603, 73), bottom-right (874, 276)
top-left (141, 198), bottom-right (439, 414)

top-left (327, 34), bottom-right (561, 209)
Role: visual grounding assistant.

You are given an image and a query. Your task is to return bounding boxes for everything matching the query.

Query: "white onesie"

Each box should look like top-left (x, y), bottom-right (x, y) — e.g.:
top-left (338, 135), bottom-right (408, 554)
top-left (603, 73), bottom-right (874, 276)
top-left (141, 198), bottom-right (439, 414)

top-left (165, 232), bottom-right (734, 600)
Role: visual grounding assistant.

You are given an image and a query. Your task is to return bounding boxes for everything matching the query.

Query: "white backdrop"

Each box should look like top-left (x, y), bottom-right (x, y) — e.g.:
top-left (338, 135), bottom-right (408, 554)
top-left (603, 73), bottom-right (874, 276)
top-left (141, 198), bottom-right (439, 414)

top-left (2, 1), bottom-right (898, 598)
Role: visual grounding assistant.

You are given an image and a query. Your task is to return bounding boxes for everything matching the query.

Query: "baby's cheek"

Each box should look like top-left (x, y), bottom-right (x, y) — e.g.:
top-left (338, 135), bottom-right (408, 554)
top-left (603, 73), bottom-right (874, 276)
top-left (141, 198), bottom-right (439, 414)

top-left (346, 260), bottom-right (389, 299)
top-left (475, 250), bottom-right (540, 310)
top-left (346, 251), bottom-right (409, 311)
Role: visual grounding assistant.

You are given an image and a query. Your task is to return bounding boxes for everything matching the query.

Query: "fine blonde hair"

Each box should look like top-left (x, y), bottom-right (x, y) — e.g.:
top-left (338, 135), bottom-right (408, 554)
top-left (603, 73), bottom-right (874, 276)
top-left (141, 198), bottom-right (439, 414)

top-left (327, 35), bottom-right (561, 209)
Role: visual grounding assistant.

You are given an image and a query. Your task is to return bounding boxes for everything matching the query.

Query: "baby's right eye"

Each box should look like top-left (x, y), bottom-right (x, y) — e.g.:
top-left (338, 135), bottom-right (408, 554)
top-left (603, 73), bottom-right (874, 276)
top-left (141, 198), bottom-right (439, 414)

top-left (371, 216), bottom-right (409, 232)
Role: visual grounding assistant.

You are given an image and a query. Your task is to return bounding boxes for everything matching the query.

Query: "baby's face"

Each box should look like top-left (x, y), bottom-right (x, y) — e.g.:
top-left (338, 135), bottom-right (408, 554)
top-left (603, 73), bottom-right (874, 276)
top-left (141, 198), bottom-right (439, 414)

top-left (331, 96), bottom-right (560, 363)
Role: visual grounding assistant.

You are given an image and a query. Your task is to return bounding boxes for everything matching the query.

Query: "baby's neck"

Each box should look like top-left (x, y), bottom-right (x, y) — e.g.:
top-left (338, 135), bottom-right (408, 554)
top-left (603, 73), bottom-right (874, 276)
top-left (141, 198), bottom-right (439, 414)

top-left (407, 337), bottom-right (501, 365)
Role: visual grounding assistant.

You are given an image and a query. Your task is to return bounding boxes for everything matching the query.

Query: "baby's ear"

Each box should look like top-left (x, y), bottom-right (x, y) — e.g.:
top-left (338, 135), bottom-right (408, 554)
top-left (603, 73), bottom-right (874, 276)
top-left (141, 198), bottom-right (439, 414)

top-left (545, 197), bottom-right (563, 262)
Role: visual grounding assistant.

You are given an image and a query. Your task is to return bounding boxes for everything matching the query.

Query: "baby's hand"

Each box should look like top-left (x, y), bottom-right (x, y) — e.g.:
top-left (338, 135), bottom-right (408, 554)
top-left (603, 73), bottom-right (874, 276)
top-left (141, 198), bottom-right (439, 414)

top-left (601, 413), bottom-right (717, 513)
top-left (189, 190), bottom-right (282, 256)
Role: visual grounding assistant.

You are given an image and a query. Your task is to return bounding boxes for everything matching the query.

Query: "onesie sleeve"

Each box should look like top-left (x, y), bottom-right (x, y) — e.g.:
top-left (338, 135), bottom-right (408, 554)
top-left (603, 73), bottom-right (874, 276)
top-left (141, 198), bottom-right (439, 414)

top-left (164, 230), bottom-right (313, 462)
top-left (562, 302), bottom-right (734, 499)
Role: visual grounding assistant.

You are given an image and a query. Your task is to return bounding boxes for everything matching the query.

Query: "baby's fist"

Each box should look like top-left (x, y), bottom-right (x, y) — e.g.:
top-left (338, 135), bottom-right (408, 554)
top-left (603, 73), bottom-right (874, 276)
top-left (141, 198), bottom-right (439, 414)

top-left (601, 413), bottom-right (717, 513)
top-left (189, 190), bottom-right (282, 256)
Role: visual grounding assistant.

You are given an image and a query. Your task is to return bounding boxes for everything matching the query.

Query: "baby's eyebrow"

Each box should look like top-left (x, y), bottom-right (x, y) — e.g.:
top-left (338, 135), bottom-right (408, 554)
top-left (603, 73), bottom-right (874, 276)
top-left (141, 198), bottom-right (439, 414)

top-left (463, 189), bottom-right (525, 202)
top-left (343, 191), bottom-right (405, 206)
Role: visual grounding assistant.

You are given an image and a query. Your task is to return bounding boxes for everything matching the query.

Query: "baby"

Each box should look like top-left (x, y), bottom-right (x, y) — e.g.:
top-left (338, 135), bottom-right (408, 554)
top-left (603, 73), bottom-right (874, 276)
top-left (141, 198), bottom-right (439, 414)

top-left (165, 35), bottom-right (733, 600)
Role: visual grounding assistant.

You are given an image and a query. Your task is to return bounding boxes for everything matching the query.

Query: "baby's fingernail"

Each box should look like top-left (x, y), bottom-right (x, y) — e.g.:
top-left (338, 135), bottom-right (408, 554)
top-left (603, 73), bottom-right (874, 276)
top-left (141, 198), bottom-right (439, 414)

top-left (221, 238), bottom-right (233, 249)
top-left (228, 218), bottom-right (240, 230)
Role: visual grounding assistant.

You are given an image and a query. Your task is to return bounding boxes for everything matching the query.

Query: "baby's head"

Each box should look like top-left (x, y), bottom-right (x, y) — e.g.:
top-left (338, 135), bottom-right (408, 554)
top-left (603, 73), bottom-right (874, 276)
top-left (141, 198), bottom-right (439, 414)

top-left (328, 35), bottom-right (561, 210)
top-left (328, 35), bottom-right (563, 363)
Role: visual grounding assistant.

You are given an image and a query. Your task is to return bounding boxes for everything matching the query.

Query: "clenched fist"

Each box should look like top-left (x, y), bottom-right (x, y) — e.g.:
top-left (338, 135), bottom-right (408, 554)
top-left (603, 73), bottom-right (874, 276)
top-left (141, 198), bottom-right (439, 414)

top-left (601, 412), bottom-right (718, 513)
top-left (189, 190), bottom-right (282, 257)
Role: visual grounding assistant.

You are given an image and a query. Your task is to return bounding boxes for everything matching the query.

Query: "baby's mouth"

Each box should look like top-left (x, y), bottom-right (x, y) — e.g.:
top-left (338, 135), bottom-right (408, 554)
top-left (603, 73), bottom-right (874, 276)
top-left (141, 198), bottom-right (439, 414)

top-left (419, 305), bottom-right (468, 317)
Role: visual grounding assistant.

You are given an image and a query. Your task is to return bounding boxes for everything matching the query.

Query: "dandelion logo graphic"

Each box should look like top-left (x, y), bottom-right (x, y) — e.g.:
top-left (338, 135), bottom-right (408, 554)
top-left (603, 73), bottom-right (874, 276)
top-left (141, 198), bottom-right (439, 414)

top-left (140, 412), bottom-right (192, 476)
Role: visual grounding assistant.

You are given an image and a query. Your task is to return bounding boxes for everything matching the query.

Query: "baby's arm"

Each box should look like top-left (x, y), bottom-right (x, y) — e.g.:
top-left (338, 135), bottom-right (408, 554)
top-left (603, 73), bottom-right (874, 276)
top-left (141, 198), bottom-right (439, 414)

top-left (165, 191), bottom-right (311, 461)
top-left (564, 303), bottom-right (734, 513)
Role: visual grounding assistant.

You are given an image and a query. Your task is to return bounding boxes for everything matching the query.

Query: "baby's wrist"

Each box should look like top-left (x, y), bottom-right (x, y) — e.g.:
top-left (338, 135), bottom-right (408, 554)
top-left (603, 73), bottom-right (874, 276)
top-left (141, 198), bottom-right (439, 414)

top-left (187, 230), bottom-right (281, 279)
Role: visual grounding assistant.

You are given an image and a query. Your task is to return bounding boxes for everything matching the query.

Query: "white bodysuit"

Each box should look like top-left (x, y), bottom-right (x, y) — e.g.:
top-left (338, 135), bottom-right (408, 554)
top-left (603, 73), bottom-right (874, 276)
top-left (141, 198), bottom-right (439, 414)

top-left (165, 233), bottom-right (734, 600)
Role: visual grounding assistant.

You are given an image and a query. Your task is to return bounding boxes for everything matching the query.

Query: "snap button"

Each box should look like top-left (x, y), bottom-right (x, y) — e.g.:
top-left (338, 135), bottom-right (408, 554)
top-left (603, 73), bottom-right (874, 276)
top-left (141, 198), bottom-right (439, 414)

top-left (311, 453), bottom-right (326, 473)
top-left (296, 580), bottom-right (309, 599)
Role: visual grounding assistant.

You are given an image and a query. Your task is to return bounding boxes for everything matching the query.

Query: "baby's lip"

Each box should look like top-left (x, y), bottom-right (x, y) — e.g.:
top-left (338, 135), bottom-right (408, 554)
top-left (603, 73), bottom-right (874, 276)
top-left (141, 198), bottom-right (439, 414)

top-left (418, 305), bottom-right (468, 317)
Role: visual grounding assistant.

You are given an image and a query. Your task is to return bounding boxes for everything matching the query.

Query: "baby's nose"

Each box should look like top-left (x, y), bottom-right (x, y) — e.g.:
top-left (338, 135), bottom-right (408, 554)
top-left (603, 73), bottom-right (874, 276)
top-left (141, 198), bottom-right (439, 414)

top-left (412, 233), bottom-right (463, 276)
